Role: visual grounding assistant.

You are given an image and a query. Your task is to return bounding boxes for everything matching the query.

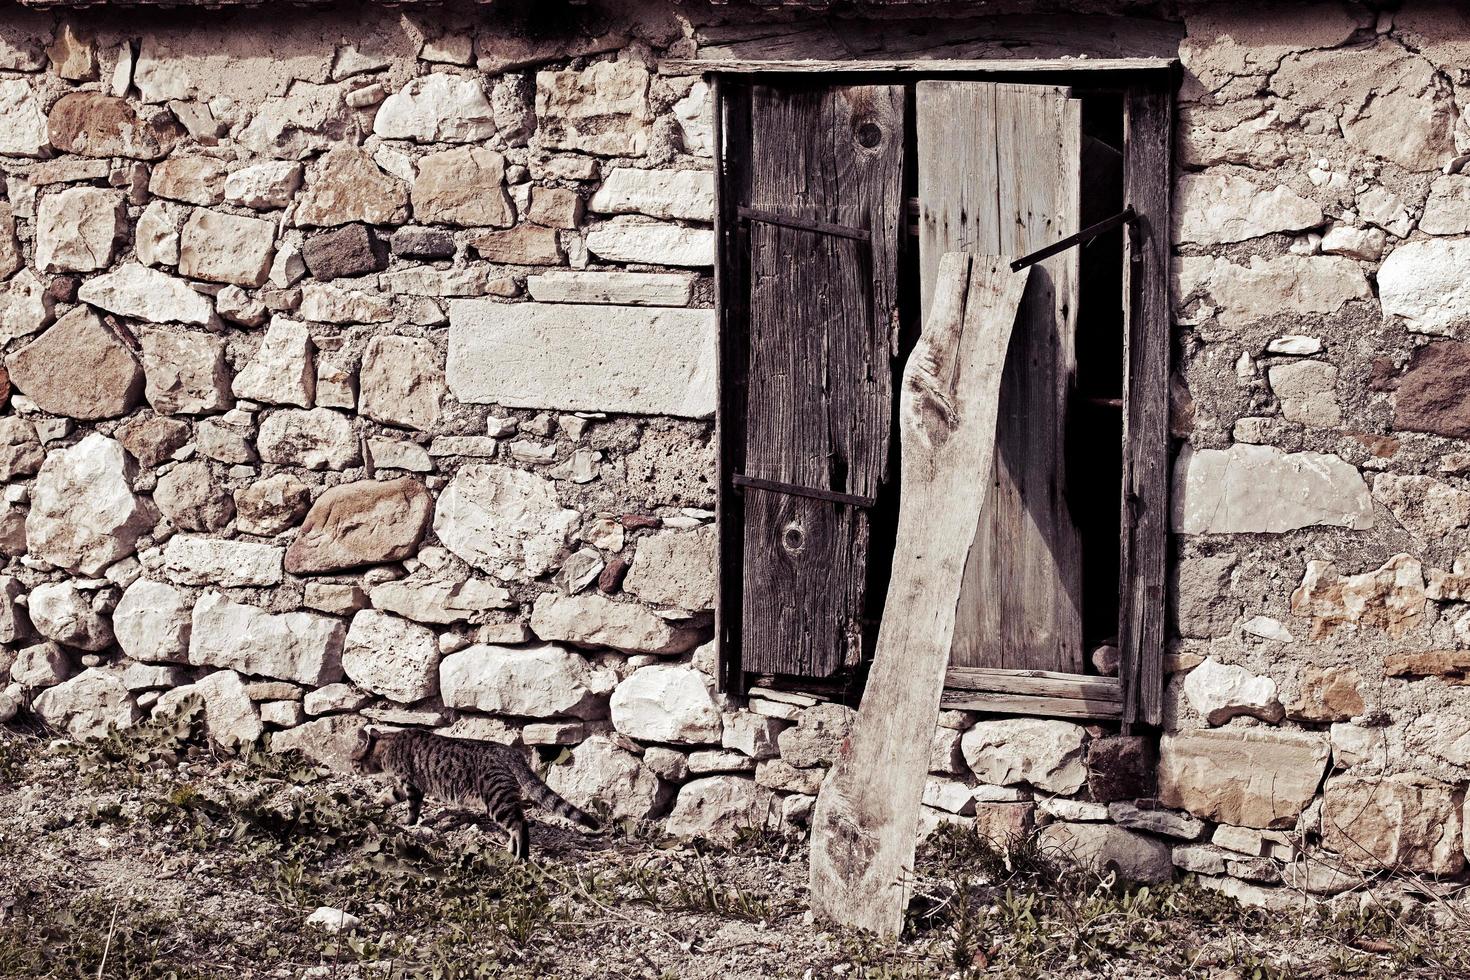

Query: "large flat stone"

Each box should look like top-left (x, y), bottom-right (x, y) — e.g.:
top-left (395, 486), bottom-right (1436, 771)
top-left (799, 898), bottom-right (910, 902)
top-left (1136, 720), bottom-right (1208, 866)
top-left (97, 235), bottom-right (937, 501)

top-left (439, 642), bottom-right (615, 719)
top-left (433, 464), bottom-right (579, 580)
top-left (1379, 238), bottom-right (1470, 336)
top-left (1174, 254), bottom-right (1371, 327)
top-left (5, 306), bottom-right (143, 420)
top-left (189, 590), bottom-right (345, 686)
top-left (526, 271), bottom-right (695, 307)
top-left (285, 477), bottom-right (433, 574)
top-left (1173, 172), bottom-right (1321, 246)
top-left (1172, 444), bottom-right (1372, 535)
top-left (1158, 729), bottom-right (1329, 829)
top-left (26, 434), bottom-right (154, 575)
top-left (77, 264), bottom-right (215, 326)
top-left (536, 62), bottom-right (651, 156)
top-left (1323, 774), bottom-right (1464, 875)
top-left (447, 301), bottom-right (714, 418)
top-left (589, 168), bottom-right (715, 222)
top-left (530, 592), bottom-right (703, 655)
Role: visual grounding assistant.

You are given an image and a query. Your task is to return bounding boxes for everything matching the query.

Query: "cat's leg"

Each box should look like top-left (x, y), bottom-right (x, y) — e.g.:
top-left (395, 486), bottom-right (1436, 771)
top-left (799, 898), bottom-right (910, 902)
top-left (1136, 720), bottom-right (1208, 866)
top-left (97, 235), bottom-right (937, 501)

top-left (401, 780), bottom-right (424, 826)
top-left (487, 799), bottom-right (530, 861)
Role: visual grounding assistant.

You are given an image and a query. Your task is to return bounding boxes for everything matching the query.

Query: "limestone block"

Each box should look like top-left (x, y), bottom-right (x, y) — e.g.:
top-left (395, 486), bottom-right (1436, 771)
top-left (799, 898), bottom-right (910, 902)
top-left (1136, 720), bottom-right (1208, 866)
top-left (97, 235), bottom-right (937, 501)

top-left (374, 73), bottom-right (496, 143)
top-left (622, 526), bottom-right (716, 610)
top-left (195, 669), bottom-right (263, 749)
top-left (1158, 728), bottom-right (1329, 829)
top-left (179, 208), bottom-right (276, 287)
top-left (162, 534), bottom-right (282, 587)
top-left (412, 146), bottom-right (513, 226)
top-left (26, 433), bottom-right (154, 575)
top-left (526, 271), bottom-right (694, 307)
top-left (154, 460), bottom-right (234, 531)
top-left (0, 417), bottom-right (42, 481)
top-left (0, 202), bottom-right (20, 280)
top-left (1323, 774), bottom-right (1464, 875)
top-left (11, 641), bottom-right (70, 687)
top-left (140, 328), bottom-right (231, 414)
top-left (28, 581), bottom-right (112, 650)
top-left (236, 82), bottom-right (351, 160)
top-left (1420, 174), bottom-right (1470, 236)
top-left (589, 168), bottom-right (714, 222)
top-left (543, 735), bottom-right (671, 821)
top-left (536, 62), bottom-right (651, 156)
top-left (113, 578), bottom-right (191, 664)
top-left (33, 668), bottom-right (139, 740)
top-left (0, 79), bottom-right (49, 157)
top-left (149, 155), bottom-right (226, 205)
top-left (34, 186), bottom-right (125, 272)
top-left (47, 92), bottom-right (181, 159)
top-left (1371, 473), bottom-right (1470, 543)
top-left (342, 610), bottom-right (440, 704)
top-left (1289, 553), bottom-right (1426, 640)
top-left (302, 683), bottom-right (371, 717)
top-left (257, 408), bottom-right (359, 469)
top-left (270, 714), bottom-right (365, 772)
top-left (369, 577), bottom-right (513, 625)
top-left (285, 477), bottom-right (433, 574)
top-left (5, 306), bottom-right (143, 420)
top-left (1379, 238), bottom-right (1470, 336)
top-left (1182, 656), bottom-right (1283, 725)
top-left (1267, 360), bottom-right (1340, 426)
top-left (776, 703), bottom-right (855, 768)
top-left (135, 200), bottom-right (184, 267)
top-left (1172, 444), bottom-right (1372, 534)
top-left (359, 336), bottom-right (444, 431)
top-left (961, 718), bottom-right (1088, 795)
top-left (530, 592), bottom-right (703, 655)
top-left (439, 642), bottom-right (615, 719)
top-left (234, 473), bottom-right (311, 536)
top-left (674, 80), bottom-right (711, 156)
top-left (610, 664), bottom-right (722, 745)
top-left (233, 318), bottom-right (314, 407)
top-left (0, 271), bottom-right (55, 345)
top-left (1173, 254), bottom-right (1370, 327)
top-left (295, 145), bottom-right (409, 227)
top-left (225, 160), bottom-right (304, 210)
top-left (469, 225), bottom-right (563, 265)
top-left (434, 464), bottom-right (578, 579)
top-left (1174, 171), bottom-right (1321, 246)
top-left (1038, 822), bottom-right (1173, 883)
top-left (188, 590), bottom-right (345, 686)
top-left (585, 218), bottom-right (714, 267)
top-left (447, 301), bottom-right (714, 417)
top-left (79, 264), bottom-right (215, 326)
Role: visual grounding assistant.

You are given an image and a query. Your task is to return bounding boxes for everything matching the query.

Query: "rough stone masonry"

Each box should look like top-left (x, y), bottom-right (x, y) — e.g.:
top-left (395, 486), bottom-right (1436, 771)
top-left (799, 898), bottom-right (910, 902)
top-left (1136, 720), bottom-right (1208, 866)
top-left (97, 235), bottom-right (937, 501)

top-left (2, 0), bottom-right (1470, 912)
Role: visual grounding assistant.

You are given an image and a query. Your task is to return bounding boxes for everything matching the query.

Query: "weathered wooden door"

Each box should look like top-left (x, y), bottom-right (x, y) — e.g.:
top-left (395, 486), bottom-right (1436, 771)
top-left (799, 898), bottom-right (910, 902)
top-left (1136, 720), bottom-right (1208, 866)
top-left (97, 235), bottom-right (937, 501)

top-left (917, 81), bottom-right (1084, 673)
top-left (736, 83), bottom-right (906, 678)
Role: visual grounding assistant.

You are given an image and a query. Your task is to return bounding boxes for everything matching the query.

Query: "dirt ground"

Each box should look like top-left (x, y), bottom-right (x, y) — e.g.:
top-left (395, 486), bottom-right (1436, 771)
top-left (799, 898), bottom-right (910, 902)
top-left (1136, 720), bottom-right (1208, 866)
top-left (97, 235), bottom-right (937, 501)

top-left (1, 710), bottom-right (1467, 980)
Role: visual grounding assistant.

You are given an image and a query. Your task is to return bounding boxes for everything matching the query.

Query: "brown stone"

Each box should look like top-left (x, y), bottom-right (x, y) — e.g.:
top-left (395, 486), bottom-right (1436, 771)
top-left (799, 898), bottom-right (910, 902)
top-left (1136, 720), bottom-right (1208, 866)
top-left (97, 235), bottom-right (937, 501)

top-left (295, 145), bottom-right (409, 227)
top-left (1323, 774), bottom-right (1465, 875)
top-left (154, 460), bottom-right (234, 532)
top-left (1395, 341), bottom-right (1470, 439)
top-left (971, 802), bottom-right (1035, 843)
top-left (148, 156), bottom-right (227, 206)
top-left (284, 477), bottom-right (433, 574)
top-left (235, 473), bottom-right (312, 536)
top-left (528, 187), bottom-right (584, 228)
top-left (1086, 735), bottom-right (1157, 803)
top-left (469, 225), bottom-right (563, 265)
top-left (47, 92), bottom-right (182, 159)
top-left (301, 224), bottom-right (387, 281)
top-left (1290, 554), bottom-right (1426, 640)
top-left (117, 415), bottom-right (191, 467)
top-left (1384, 649), bottom-right (1470, 681)
top-left (599, 557), bottom-right (629, 593)
top-left (1157, 729), bottom-right (1329, 829)
top-left (412, 146), bottom-right (514, 227)
top-left (1287, 667), bottom-right (1365, 723)
top-left (5, 307), bottom-right (142, 420)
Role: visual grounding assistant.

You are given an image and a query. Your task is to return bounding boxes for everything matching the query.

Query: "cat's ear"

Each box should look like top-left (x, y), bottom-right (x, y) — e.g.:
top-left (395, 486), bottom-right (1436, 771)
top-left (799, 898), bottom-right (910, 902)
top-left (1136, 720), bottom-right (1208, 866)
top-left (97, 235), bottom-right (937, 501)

top-left (351, 726), bottom-right (376, 763)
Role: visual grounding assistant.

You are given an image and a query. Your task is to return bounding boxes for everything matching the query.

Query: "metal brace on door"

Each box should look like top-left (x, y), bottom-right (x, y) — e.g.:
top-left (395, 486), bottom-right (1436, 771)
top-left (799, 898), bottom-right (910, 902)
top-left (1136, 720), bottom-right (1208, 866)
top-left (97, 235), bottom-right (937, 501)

top-left (1009, 206), bottom-right (1138, 272)
top-left (731, 473), bottom-right (877, 509)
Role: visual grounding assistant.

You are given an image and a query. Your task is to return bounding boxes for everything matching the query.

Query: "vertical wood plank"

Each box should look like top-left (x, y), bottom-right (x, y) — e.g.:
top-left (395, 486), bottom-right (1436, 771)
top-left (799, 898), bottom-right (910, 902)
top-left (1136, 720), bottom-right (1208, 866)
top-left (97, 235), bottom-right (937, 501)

top-left (919, 82), bottom-right (1084, 672)
top-left (739, 84), bottom-right (905, 678)
top-left (713, 75), bottom-right (745, 695)
top-left (1119, 84), bottom-right (1171, 727)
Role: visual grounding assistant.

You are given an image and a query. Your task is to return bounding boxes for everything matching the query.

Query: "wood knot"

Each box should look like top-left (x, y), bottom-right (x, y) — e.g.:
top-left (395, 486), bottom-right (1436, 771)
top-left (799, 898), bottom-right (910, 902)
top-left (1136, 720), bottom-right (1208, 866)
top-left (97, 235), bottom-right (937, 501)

top-left (854, 120), bottom-right (884, 149)
top-left (781, 522), bottom-right (806, 554)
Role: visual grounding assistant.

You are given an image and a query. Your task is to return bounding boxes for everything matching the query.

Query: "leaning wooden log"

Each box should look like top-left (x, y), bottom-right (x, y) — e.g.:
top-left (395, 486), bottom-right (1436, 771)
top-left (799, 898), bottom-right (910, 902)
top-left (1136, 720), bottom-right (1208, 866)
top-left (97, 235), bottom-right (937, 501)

top-left (808, 252), bottom-right (1031, 939)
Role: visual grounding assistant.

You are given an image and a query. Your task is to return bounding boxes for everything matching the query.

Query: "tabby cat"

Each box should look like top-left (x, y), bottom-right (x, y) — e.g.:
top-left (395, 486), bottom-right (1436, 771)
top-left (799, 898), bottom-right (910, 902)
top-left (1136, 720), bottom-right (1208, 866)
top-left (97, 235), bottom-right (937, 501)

top-left (351, 728), bottom-right (599, 860)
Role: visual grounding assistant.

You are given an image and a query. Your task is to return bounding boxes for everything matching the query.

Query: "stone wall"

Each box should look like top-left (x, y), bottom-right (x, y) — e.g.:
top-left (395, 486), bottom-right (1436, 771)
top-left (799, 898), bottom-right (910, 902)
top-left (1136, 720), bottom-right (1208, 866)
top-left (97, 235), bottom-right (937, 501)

top-left (1, 0), bottom-right (1469, 908)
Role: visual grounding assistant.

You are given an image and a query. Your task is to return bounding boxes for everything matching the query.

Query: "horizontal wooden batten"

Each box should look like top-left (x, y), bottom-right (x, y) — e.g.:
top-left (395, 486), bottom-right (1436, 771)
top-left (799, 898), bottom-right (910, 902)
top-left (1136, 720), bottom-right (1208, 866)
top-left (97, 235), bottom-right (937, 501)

top-left (944, 667), bottom-right (1122, 701)
top-left (661, 57), bottom-right (1176, 76)
top-left (940, 690), bottom-right (1123, 720)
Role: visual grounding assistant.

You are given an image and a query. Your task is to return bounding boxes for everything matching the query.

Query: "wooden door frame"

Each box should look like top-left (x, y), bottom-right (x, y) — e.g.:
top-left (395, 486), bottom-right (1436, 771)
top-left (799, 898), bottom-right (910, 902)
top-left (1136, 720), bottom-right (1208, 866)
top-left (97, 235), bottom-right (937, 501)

top-left (688, 57), bottom-right (1176, 729)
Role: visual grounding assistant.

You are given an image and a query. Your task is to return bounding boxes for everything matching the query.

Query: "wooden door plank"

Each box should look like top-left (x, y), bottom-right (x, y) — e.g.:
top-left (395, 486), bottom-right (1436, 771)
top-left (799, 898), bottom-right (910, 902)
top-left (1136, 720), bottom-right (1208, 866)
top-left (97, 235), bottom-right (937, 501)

top-left (1119, 85), bottom-right (1171, 727)
top-left (659, 57), bottom-right (1179, 75)
top-left (940, 690), bottom-right (1123, 719)
top-left (923, 82), bottom-right (1083, 673)
top-left (810, 254), bottom-right (1030, 939)
top-left (944, 667), bottom-right (1121, 701)
top-left (739, 83), bottom-right (905, 678)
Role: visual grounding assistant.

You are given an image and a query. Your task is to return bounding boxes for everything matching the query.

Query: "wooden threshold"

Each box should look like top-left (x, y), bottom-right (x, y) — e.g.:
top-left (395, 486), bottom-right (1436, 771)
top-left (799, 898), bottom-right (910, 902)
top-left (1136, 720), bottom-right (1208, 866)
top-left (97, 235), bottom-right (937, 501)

top-left (660, 57), bottom-right (1176, 76)
top-left (941, 667), bottom-right (1123, 720)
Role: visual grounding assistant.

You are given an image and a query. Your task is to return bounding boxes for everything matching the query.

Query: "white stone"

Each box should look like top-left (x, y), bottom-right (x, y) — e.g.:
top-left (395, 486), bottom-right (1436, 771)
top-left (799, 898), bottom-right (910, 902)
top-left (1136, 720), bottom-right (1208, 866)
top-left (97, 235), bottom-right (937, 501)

top-left (1183, 656), bottom-right (1283, 725)
top-left (1267, 360), bottom-right (1340, 426)
top-left (236, 82), bottom-right (350, 160)
top-left (298, 283), bottom-right (393, 324)
top-left (1357, 186), bottom-right (1413, 238)
top-left (33, 668), bottom-right (139, 740)
top-left (112, 579), bottom-right (192, 664)
top-left (369, 577), bottom-right (513, 625)
top-left (923, 777), bottom-right (978, 815)
top-left (585, 219), bottom-right (714, 267)
top-left (447, 301), bottom-right (714, 418)
top-left (342, 610), bottom-right (439, 704)
top-left (135, 201), bottom-right (183, 267)
top-left (76, 264), bottom-right (215, 326)
top-left (536, 62), bottom-right (651, 157)
top-left (0, 271), bottom-right (54, 344)
top-left (1264, 335), bottom-right (1322, 356)
top-left (623, 526), bottom-right (716, 610)
top-left (721, 712), bottom-right (786, 759)
top-left (233, 318), bottom-right (314, 407)
top-left (543, 735), bottom-right (670, 821)
top-left (1240, 615), bottom-right (1293, 643)
top-left (0, 79), bottom-right (49, 157)
top-left (258, 408), bottom-right (358, 470)
top-left (359, 335), bottom-right (443, 431)
top-left (1379, 238), bottom-right (1470, 336)
top-left (439, 643), bottom-right (615, 719)
top-left (189, 591), bottom-right (345, 686)
top-left (531, 592), bottom-right (703, 655)
top-left (525, 271), bottom-right (695, 307)
top-left (179, 209), bottom-right (276, 287)
top-left (224, 161), bottom-right (303, 210)
top-left (1174, 255), bottom-right (1371, 327)
top-left (1174, 172), bottom-right (1322, 245)
top-left (433, 464), bottom-right (578, 580)
top-left (163, 535), bottom-right (283, 587)
top-left (961, 718), bottom-right (1087, 795)
top-left (374, 74), bottom-right (496, 143)
top-left (1420, 174), bottom-right (1470, 236)
top-left (673, 81), bottom-right (711, 157)
top-left (1330, 723), bottom-right (1384, 768)
top-left (1372, 473), bottom-right (1470, 542)
top-left (11, 642), bottom-right (71, 688)
top-left (1038, 798), bottom-right (1109, 821)
top-left (195, 669), bottom-right (263, 749)
top-left (1172, 444), bottom-right (1373, 535)
top-left (610, 664), bottom-right (722, 745)
top-left (367, 438), bottom-right (432, 472)
top-left (27, 434), bottom-right (154, 575)
top-left (28, 582), bottom-right (112, 650)
top-left (35, 187), bottom-right (125, 273)
top-left (304, 683), bottom-right (371, 716)
top-left (590, 168), bottom-right (715, 222)
top-left (1320, 225), bottom-right (1386, 261)
top-left (664, 776), bottom-right (775, 841)
top-left (306, 907), bottom-right (360, 934)
top-left (139, 329), bottom-right (232, 414)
